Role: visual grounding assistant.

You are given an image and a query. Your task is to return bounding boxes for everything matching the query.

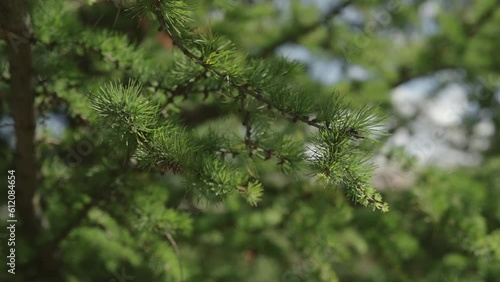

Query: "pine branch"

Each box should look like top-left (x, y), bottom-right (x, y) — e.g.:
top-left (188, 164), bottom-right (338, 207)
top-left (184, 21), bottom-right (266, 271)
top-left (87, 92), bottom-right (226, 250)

top-left (101, 199), bottom-right (186, 281)
top-left (26, 164), bottom-right (127, 281)
top-left (239, 97), bottom-right (291, 164)
top-left (48, 173), bottom-right (119, 248)
top-left (165, 231), bottom-right (184, 282)
top-left (89, 80), bottom-right (270, 204)
top-left (151, 6), bottom-right (323, 130)
top-left (120, 0), bottom-right (389, 210)
top-left (238, 85), bottom-right (322, 128)
top-left (28, 35), bottom-right (219, 107)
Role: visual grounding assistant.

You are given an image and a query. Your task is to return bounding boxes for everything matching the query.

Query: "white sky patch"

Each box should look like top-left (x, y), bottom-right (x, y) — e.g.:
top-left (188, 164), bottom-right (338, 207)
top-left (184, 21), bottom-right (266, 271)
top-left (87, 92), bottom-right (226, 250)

top-left (419, 0), bottom-right (440, 18)
top-left (278, 44), bottom-right (345, 85)
top-left (0, 116), bottom-right (15, 148)
top-left (347, 64), bottom-right (371, 80)
top-left (309, 58), bottom-right (343, 85)
top-left (389, 79), bottom-right (490, 168)
top-left (0, 113), bottom-right (67, 149)
top-left (425, 83), bottom-right (469, 126)
top-left (394, 118), bottom-right (481, 167)
top-left (388, 127), bottom-right (411, 147)
top-left (38, 112), bottom-right (67, 139)
top-left (419, 0), bottom-right (440, 35)
top-left (339, 5), bottom-right (364, 25)
top-left (474, 119), bottom-right (495, 137)
top-left (301, 0), bottom-right (342, 14)
top-left (208, 9), bottom-right (225, 21)
top-left (276, 43), bottom-right (313, 63)
top-left (391, 77), bottom-right (436, 117)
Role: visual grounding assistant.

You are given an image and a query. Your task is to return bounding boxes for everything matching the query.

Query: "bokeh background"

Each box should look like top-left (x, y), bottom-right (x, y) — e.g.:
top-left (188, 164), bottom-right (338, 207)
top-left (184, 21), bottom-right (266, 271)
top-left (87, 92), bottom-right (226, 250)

top-left (1, 0), bottom-right (500, 281)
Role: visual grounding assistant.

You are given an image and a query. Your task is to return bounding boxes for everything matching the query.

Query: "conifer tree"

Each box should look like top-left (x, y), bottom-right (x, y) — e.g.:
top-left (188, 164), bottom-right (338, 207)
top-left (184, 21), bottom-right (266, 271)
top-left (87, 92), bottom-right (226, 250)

top-left (0, 0), bottom-right (389, 280)
top-left (1, 0), bottom-right (499, 281)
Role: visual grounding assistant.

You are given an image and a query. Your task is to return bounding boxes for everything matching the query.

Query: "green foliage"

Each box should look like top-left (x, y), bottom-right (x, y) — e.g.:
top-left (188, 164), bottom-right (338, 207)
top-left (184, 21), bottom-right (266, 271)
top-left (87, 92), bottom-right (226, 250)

top-left (81, 0), bottom-right (388, 209)
top-left (1, 0), bottom-right (499, 281)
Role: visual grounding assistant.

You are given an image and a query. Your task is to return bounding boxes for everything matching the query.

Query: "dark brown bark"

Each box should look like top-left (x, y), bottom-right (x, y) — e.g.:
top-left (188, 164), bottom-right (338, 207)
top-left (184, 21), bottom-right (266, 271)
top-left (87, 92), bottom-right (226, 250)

top-left (1, 0), bottom-right (63, 280)
top-left (1, 0), bottom-right (39, 238)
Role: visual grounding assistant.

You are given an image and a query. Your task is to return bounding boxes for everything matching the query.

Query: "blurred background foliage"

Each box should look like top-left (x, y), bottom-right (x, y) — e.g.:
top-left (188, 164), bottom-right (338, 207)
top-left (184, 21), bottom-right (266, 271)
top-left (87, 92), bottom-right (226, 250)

top-left (1, 0), bottom-right (500, 281)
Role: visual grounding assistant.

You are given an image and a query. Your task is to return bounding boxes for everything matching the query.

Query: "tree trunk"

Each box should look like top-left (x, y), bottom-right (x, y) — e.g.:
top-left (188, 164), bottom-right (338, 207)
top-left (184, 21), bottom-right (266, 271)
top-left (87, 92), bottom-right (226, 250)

top-left (1, 1), bottom-right (63, 280)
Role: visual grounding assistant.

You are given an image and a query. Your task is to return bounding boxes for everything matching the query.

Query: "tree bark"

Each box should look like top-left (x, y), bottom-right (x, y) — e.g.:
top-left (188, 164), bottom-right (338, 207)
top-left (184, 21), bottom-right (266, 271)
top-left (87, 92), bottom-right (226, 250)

top-left (1, 0), bottom-right (63, 280)
top-left (1, 0), bottom-right (41, 239)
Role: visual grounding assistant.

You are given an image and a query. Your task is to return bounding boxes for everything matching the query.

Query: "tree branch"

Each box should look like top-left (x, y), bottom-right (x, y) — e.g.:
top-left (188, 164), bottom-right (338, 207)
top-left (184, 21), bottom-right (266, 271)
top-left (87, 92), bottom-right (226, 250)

top-left (464, 0), bottom-right (500, 37)
top-left (257, 1), bottom-right (353, 57)
top-left (389, 0), bottom-right (500, 88)
top-left (27, 166), bottom-right (123, 280)
top-left (152, 7), bottom-right (323, 130)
